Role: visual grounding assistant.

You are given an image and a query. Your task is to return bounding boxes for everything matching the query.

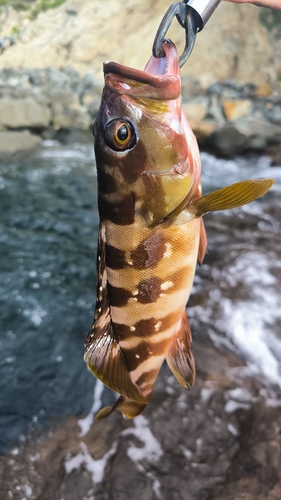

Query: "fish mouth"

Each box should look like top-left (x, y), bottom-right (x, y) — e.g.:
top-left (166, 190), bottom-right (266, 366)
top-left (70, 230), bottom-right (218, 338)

top-left (103, 40), bottom-right (181, 100)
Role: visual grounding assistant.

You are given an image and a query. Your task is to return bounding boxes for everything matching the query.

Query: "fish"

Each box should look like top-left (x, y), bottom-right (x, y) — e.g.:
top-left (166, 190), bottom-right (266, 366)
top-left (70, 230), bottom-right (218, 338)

top-left (84, 39), bottom-right (274, 420)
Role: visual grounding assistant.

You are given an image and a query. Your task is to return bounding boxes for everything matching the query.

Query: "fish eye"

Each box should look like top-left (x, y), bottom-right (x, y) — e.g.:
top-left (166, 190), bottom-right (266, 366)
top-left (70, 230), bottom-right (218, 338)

top-left (104, 119), bottom-right (137, 151)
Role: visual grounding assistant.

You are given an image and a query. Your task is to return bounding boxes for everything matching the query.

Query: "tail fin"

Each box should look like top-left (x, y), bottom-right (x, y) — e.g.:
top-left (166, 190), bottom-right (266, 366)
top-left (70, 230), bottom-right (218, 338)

top-left (95, 396), bottom-right (147, 420)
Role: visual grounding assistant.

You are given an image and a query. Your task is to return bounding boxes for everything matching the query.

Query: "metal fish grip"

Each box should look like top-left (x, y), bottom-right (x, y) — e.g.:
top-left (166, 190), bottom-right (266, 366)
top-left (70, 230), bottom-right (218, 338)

top-left (152, 0), bottom-right (222, 67)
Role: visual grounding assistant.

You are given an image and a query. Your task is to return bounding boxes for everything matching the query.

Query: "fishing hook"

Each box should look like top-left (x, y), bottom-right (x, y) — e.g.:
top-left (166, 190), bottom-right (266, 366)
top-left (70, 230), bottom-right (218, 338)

top-left (152, 0), bottom-right (222, 68)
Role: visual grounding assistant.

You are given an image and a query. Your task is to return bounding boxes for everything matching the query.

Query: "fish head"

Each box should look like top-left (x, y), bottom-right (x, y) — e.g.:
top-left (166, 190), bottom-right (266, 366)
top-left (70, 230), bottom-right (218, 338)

top-left (94, 40), bottom-right (201, 227)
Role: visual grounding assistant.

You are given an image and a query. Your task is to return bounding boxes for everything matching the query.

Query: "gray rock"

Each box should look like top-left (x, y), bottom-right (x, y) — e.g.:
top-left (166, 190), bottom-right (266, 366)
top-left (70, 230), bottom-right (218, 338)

top-left (246, 134), bottom-right (267, 151)
top-left (234, 116), bottom-right (281, 139)
top-left (1, 341), bottom-right (280, 500)
top-left (206, 125), bottom-right (248, 156)
top-left (0, 98), bottom-right (51, 128)
top-left (181, 77), bottom-right (204, 99)
top-left (266, 105), bottom-right (281, 125)
top-left (0, 131), bottom-right (42, 154)
top-left (182, 99), bottom-right (209, 122)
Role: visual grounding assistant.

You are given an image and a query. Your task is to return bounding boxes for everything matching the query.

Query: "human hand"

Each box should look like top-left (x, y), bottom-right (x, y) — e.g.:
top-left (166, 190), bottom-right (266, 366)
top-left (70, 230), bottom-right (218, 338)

top-left (225, 0), bottom-right (281, 10)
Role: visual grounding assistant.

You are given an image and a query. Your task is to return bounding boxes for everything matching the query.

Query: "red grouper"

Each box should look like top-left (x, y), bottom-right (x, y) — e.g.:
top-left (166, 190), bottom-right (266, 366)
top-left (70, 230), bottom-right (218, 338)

top-left (84, 40), bottom-right (274, 420)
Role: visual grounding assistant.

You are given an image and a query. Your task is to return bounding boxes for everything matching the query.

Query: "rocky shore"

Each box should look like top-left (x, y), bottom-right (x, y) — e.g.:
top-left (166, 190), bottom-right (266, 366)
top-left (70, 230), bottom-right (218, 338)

top-left (1, 338), bottom-right (281, 500)
top-left (0, 66), bottom-right (281, 162)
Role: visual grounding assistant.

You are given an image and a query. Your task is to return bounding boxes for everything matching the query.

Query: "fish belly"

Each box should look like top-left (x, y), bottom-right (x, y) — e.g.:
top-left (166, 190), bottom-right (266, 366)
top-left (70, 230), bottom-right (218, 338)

top-left (104, 214), bottom-right (201, 399)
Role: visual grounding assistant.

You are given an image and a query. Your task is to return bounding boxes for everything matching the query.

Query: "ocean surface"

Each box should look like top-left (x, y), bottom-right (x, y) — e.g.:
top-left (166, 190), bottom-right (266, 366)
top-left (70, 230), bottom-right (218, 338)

top-left (0, 141), bottom-right (280, 454)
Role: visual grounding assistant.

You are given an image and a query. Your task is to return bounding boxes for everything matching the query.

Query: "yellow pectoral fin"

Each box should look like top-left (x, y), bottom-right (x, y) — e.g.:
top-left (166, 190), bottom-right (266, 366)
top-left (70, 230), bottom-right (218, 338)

top-left (187, 179), bottom-right (274, 218)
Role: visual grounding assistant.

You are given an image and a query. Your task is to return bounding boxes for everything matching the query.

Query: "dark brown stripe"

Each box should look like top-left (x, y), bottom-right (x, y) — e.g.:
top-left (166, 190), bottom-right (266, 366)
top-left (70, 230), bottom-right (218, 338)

top-left (112, 310), bottom-right (181, 341)
top-left (136, 368), bottom-right (159, 388)
top-left (137, 277), bottom-right (162, 304)
top-left (131, 232), bottom-right (167, 270)
top-left (122, 338), bottom-right (169, 372)
top-left (107, 283), bottom-right (132, 307)
top-left (105, 244), bottom-right (127, 269)
top-left (97, 168), bottom-right (118, 195)
top-left (118, 139), bottom-right (149, 184)
top-left (167, 266), bottom-right (191, 292)
top-left (98, 193), bottom-right (135, 225)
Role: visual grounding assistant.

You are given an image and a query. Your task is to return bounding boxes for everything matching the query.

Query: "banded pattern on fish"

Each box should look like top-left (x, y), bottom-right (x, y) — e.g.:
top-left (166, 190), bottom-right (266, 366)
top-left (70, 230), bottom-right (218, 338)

top-left (84, 40), bottom-right (274, 419)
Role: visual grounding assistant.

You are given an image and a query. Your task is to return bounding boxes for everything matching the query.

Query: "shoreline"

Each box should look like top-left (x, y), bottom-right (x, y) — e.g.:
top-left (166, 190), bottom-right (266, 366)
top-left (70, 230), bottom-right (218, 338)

top-left (0, 67), bottom-right (281, 163)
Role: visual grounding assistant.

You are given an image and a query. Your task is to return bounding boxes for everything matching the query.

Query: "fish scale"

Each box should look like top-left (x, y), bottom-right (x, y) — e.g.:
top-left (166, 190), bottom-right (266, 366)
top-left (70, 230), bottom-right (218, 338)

top-left (84, 40), bottom-right (274, 420)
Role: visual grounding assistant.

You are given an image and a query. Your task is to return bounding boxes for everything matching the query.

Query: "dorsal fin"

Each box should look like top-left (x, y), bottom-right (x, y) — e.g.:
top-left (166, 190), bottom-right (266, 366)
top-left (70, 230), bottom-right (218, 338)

top-left (166, 311), bottom-right (195, 389)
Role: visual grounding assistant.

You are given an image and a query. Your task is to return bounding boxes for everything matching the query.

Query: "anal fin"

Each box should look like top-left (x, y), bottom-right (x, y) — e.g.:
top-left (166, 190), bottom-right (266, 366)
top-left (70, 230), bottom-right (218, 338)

top-left (166, 311), bottom-right (195, 389)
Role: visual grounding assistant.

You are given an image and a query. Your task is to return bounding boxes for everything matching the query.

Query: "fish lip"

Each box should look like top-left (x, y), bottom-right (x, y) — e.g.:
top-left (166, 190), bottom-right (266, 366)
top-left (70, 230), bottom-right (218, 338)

top-left (103, 40), bottom-right (180, 99)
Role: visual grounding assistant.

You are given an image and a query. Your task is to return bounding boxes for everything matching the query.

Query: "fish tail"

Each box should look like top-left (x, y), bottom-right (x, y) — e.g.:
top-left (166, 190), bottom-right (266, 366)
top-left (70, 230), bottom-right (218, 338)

top-left (95, 396), bottom-right (147, 420)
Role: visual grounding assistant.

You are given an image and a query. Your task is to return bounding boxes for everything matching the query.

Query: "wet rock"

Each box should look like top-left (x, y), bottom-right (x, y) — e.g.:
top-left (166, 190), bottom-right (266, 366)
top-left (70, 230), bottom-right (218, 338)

top-left (0, 2), bottom-right (275, 85)
top-left (254, 83), bottom-right (273, 98)
top-left (182, 100), bottom-right (208, 121)
top-left (0, 339), bottom-right (280, 500)
top-left (0, 98), bottom-right (51, 128)
top-left (266, 144), bottom-right (281, 166)
top-left (189, 118), bottom-right (218, 142)
top-left (0, 131), bottom-right (42, 154)
top-left (205, 125), bottom-right (248, 157)
top-left (0, 67), bottom-right (280, 159)
top-left (181, 77), bottom-right (205, 99)
top-left (234, 117), bottom-right (281, 141)
top-left (266, 105), bottom-right (281, 125)
top-left (52, 105), bottom-right (92, 131)
top-left (223, 100), bottom-right (252, 122)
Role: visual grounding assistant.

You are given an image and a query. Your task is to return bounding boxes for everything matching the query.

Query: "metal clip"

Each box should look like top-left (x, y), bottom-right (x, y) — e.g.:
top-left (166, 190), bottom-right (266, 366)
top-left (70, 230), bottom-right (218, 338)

top-left (152, 2), bottom-right (197, 68)
top-left (152, 0), bottom-right (222, 67)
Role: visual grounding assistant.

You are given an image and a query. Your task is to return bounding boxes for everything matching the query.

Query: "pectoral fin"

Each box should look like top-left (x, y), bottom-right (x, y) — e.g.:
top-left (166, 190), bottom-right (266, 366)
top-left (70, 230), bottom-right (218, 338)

top-left (166, 312), bottom-right (195, 389)
top-left (187, 179), bottom-right (274, 218)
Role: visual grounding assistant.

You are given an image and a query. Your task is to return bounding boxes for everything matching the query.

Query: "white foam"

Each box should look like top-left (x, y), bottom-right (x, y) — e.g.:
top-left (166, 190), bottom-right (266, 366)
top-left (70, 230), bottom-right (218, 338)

top-left (122, 415), bottom-right (163, 464)
top-left (228, 423), bottom-right (239, 436)
top-left (78, 379), bottom-right (104, 437)
top-left (266, 398), bottom-right (281, 407)
top-left (182, 447), bottom-right (193, 459)
top-left (220, 296), bottom-right (281, 387)
top-left (227, 388), bottom-right (252, 403)
top-left (152, 477), bottom-right (162, 499)
top-left (201, 388), bottom-right (214, 402)
top-left (23, 485), bottom-right (32, 498)
top-left (23, 306), bottom-right (47, 326)
top-left (215, 252), bottom-right (281, 387)
top-left (225, 400), bottom-right (250, 413)
top-left (65, 441), bottom-right (117, 484)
